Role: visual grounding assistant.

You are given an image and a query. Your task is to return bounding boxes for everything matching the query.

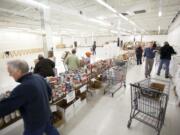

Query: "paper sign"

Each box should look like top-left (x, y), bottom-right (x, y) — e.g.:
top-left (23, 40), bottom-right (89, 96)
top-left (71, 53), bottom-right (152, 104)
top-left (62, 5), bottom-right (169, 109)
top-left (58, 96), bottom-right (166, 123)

top-left (80, 85), bottom-right (87, 93)
top-left (50, 105), bottom-right (57, 112)
top-left (66, 91), bottom-right (75, 103)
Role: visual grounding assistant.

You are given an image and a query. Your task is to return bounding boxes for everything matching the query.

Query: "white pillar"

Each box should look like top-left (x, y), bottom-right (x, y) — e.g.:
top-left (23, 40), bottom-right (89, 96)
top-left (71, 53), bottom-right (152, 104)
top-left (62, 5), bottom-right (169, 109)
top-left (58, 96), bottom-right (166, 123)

top-left (40, 1), bottom-right (53, 57)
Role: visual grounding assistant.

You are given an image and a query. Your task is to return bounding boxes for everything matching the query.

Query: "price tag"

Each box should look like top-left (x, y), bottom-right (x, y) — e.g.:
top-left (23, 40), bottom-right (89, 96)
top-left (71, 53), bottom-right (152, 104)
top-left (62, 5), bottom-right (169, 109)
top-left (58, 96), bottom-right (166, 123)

top-left (80, 85), bottom-right (87, 93)
top-left (50, 105), bottom-right (57, 112)
top-left (66, 91), bottom-right (75, 103)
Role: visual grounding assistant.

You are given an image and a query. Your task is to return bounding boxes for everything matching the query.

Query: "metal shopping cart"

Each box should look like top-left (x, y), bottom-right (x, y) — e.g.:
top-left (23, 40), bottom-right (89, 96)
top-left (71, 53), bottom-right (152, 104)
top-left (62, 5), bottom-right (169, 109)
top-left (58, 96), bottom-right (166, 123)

top-left (104, 60), bottom-right (128, 97)
top-left (127, 78), bottom-right (171, 135)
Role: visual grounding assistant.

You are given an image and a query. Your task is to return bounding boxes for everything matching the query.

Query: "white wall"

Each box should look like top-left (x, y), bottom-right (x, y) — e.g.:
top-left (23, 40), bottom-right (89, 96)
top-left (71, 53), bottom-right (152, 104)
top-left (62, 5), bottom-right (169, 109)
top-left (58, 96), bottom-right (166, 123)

top-left (0, 30), bottom-right (44, 94)
top-left (0, 30), bottom-right (43, 51)
top-left (168, 15), bottom-right (180, 53)
top-left (53, 35), bottom-right (118, 47)
top-left (120, 35), bottom-right (168, 45)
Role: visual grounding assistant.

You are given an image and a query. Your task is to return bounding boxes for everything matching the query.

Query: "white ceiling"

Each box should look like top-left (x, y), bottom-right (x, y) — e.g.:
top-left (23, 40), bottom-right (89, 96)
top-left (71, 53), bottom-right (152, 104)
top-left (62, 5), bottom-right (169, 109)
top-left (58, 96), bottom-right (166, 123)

top-left (0, 0), bottom-right (179, 36)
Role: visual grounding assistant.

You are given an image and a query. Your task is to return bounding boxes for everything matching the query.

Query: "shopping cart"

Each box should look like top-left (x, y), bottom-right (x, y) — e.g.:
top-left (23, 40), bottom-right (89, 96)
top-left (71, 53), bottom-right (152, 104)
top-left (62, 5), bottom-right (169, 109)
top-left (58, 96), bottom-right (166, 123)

top-left (104, 60), bottom-right (128, 97)
top-left (127, 78), bottom-right (170, 135)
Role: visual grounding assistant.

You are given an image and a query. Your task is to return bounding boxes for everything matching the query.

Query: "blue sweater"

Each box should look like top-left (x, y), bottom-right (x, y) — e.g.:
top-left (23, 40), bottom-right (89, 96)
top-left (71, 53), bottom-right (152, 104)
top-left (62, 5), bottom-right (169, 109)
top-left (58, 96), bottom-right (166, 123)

top-left (144, 48), bottom-right (156, 59)
top-left (0, 73), bottom-right (52, 131)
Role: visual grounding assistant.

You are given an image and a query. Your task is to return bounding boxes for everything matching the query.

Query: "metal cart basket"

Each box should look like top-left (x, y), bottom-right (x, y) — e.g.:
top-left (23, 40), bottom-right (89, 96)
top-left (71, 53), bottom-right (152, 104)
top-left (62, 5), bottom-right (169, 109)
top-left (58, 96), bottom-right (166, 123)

top-left (104, 60), bottom-right (128, 97)
top-left (127, 78), bottom-right (171, 135)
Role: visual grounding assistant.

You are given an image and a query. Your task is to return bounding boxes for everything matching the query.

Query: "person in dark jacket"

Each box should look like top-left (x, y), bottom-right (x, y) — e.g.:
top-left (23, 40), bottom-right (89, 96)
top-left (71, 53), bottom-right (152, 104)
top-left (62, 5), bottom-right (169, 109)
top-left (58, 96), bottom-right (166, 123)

top-left (34, 54), bottom-right (55, 78)
top-left (135, 44), bottom-right (143, 65)
top-left (92, 41), bottom-right (96, 55)
top-left (0, 60), bottom-right (59, 135)
top-left (157, 41), bottom-right (176, 78)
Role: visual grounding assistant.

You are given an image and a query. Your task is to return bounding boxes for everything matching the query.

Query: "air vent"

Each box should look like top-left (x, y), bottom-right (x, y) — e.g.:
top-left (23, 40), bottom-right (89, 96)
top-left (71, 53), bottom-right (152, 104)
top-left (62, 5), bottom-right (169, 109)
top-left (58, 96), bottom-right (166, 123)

top-left (134, 10), bottom-right (146, 14)
top-left (121, 13), bottom-right (128, 16)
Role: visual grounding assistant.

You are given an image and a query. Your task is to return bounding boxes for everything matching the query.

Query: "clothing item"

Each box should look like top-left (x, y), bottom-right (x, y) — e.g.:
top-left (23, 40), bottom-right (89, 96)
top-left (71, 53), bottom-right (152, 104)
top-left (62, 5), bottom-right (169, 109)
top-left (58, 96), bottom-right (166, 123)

top-left (0, 73), bottom-right (54, 132)
top-left (157, 59), bottom-right (170, 77)
top-left (160, 45), bottom-right (176, 60)
top-left (144, 48), bottom-right (156, 59)
top-left (65, 54), bottom-right (80, 71)
top-left (34, 58), bottom-right (55, 78)
top-left (23, 119), bottom-right (59, 135)
top-left (137, 58), bottom-right (142, 65)
top-left (145, 58), bottom-right (154, 77)
top-left (136, 47), bottom-right (143, 58)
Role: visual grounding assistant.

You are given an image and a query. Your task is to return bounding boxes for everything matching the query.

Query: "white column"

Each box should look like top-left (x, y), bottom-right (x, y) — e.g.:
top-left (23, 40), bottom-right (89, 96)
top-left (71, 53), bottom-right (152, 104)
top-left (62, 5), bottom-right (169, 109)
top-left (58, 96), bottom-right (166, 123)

top-left (40, 1), bottom-right (53, 57)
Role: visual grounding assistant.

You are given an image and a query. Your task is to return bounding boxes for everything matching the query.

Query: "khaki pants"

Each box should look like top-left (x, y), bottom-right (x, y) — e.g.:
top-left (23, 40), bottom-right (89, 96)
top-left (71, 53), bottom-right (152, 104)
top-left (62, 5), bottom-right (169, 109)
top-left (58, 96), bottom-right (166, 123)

top-left (145, 58), bottom-right (154, 76)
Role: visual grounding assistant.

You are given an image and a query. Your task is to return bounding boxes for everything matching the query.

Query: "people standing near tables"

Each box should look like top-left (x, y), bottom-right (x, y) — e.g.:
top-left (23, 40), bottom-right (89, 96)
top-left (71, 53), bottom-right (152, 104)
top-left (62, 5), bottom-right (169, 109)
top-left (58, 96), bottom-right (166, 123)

top-left (92, 41), bottom-right (96, 55)
top-left (34, 54), bottom-right (55, 78)
top-left (144, 42), bottom-right (157, 78)
top-left (0, 60), bottom-right (60, 135)
top-left (157, 41), bottom-right (176, 78)
top-left (135, 44), bottom-right (143, 65)
top-left (65, 49), bottom-right (80, 71)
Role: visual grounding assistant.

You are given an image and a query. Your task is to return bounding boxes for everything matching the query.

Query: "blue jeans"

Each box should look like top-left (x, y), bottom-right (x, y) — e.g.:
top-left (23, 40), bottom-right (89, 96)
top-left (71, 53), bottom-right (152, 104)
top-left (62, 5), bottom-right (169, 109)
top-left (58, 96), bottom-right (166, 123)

top-left (157, 59), bottom-right (170, 76)
top-left (23, 120), bottom-right (60, 135)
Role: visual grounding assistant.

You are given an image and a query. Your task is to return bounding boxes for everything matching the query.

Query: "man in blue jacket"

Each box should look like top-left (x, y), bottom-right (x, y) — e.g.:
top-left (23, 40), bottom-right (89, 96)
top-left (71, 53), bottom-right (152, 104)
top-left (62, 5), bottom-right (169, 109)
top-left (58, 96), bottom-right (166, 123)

top-left (144, 42), bottom-right (156, 78)
top-left (0, 60), bottom-right (59, 135)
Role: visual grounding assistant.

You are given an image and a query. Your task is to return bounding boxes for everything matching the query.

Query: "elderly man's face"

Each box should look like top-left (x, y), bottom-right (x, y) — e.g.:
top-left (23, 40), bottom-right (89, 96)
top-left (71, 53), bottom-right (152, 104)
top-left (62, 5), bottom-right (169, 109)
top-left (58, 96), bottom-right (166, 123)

top-left (7, 66), bottom-right (22, 81)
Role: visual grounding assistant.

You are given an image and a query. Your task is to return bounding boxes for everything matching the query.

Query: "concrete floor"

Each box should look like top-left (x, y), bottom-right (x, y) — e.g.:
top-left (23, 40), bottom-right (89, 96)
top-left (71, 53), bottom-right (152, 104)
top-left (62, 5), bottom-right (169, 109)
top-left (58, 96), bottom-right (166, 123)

top-left (1, 47), bottom-right (180, 135)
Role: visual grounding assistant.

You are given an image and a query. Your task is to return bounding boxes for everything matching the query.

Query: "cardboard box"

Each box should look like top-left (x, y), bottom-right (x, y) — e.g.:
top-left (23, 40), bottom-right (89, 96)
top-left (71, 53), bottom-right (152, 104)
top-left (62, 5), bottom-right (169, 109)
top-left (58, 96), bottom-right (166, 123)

top-left (56, 99), bottom-right (74, 122)
top-left (73, 98), bottom-right (82, 114)
top-left (150, 83), bottom-right (165, 92)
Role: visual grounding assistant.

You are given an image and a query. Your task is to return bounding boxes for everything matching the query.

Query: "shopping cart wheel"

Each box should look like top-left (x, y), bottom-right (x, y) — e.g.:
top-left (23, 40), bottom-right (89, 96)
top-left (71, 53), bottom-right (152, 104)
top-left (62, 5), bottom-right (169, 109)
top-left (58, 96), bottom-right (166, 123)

top-left (127, 120), bottom-right (132, 128)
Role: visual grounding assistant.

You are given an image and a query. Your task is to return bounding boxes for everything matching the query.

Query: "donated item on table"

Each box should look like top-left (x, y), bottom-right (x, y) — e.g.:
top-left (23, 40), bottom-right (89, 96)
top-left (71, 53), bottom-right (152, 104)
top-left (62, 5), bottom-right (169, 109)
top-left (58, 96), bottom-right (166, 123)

top-left (127, 78), bottom-right (170, 135)
top-left (56, 43), bottom-right (65, 49)
top-left (65, 78), bottom-right (73, 93)
top-left (0, 92), bottom-right (21, 129)
top-left (52, 111), bottom-right (63, 127)
top-left (89, 79), bottom-right (102, 89)
top-left (122, 53), bottom-right (129, 60)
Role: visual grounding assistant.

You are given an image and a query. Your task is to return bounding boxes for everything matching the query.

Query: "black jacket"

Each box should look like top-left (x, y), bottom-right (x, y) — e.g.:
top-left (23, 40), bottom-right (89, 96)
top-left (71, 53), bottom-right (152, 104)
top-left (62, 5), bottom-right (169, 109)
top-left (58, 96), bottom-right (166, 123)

top-left (160, 45), bottom-right (176, 60)
top-left (136, 47), bottom-right (143, 57)
top-left (34, 58), bottom-right (55, 77)
top-left (0, 73), bottom-right (52, 131)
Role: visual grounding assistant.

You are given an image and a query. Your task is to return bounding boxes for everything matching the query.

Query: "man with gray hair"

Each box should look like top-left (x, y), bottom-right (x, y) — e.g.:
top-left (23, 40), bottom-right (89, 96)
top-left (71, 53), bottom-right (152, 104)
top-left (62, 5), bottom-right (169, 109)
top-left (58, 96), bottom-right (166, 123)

top-left (0, 60), bottom-right (60, 135)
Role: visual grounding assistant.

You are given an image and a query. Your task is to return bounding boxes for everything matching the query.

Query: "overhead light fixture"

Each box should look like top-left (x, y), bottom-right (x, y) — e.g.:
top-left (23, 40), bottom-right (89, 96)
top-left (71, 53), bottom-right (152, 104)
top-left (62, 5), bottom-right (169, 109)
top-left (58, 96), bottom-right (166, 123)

top-left (16, 0), bottom-right (49, 9)
top-left (110, 30), bottom-right (118, 34)
top-left (158, 11), bottom-right (162, 17)
top-left (118, 13), bottom-right (129, 21)
top-left (96, 0), bottom-right (117, 13)
top-left (88, 18), bottom-right (111, 27)
top-left (96, 16), bottom-right (106, 20)
top-left (129, 20), bottom-right (136, 26)
top-left (158, 0), bottom-right (162, 17)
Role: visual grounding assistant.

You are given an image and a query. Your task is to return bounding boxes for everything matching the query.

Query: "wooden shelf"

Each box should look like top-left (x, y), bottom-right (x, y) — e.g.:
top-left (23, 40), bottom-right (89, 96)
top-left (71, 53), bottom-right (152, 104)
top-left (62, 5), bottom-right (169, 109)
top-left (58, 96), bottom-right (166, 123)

top-left (0, 116), bottom-right (21, 130)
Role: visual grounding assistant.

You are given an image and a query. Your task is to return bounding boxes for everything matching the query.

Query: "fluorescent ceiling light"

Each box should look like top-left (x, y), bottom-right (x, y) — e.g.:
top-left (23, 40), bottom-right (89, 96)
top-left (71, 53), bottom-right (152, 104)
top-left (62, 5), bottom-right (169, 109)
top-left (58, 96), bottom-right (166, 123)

top-left (96, 16), bottom-right (106, 20)
top-left (16, 0), bottom-right (49, 9)
top-left (96, 0), bottom-right (117, 13)
top-left (118, 13), bottom-right (129, 21)
top-left (88, 18), bottom-right (111, 27)
top-left (110, 30), bottom-right (118, 34)
top-left (129, 20), bottom-right (136, 26)
top-left (126, 11), bottom-right (135, 16)
top-left (158, 11), bottom-right (162, 17)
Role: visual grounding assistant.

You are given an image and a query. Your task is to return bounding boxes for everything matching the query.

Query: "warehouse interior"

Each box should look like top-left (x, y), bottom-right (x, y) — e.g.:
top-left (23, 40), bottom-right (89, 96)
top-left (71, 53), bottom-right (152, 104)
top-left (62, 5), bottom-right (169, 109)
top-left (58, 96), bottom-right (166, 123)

top-left (0, 0), bottom-right (180, 135)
